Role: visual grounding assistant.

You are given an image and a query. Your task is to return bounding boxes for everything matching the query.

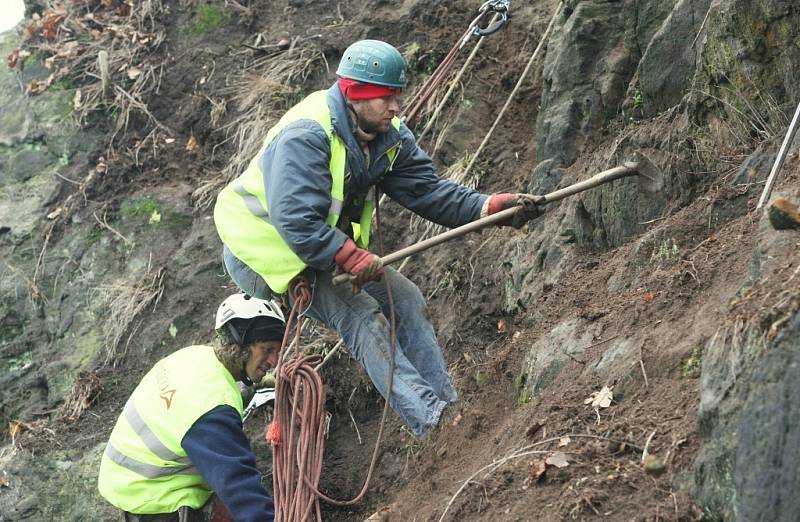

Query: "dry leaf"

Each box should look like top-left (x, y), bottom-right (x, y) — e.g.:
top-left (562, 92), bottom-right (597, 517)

top-left (584, 386), bottom-right (613, 409)
top-left (9, 420), bottom-right (31, 443)
top-left (644, 291), bottom-right (654, 302)
top-left (7, 48), bottom-right (30, 69)
top-left (26, 74), bottom-right (55, 95)
top-left (41, 11), bottom-right (66, 42)
top-left (164, 138), bottom-right (175, 144)
top-left (95, 160), bottom-right (108, 174)
top-left (363, 504), bottom-right (393, 522)
top-left (545, 451), bottom-right (569, 468)
top-left (525, 421), bottom-right (543, 439)
top-left (127, 66), bottom-right (142, 79)
top-left (0, 471), bottom-right (9, 488)
top-left (53, 41), bottom-right (80, 60)
top-left (643, 454), bottom-right (666, 476)
top-left (24, 22), bottom-right (38, 41)
top-left (47, 208), bottom-right (63, 220)
top-left (497, 319), bottom-right (508, 333)
top-left (185, 133), bottom-right (198, 152)
top-left (558, 435), bottom-right (571, 447)
top-left (530, 459), bottom-right (547, 482)
top-left (73, 89), bottom-right (83, 110)
top-left (7, 49), bottom-right (19, 69)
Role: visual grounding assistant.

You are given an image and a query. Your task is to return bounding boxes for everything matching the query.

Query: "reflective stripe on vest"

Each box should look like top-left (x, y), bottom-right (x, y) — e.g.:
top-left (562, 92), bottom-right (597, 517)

top-left (214, 89), bottom-right (401, 294)
top-left (103, 401), bottom-right (198, 479)
top-left (97, 346), bottom-right (243, 514)
top-left (104, 443), bottom-right (198, 479)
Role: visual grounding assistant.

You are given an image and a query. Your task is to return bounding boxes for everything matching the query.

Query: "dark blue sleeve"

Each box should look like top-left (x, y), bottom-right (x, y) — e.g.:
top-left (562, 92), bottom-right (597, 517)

top-left (380, 123), bottom-right (488, 227)
top-left (182, 405), bottom-right (274, 522)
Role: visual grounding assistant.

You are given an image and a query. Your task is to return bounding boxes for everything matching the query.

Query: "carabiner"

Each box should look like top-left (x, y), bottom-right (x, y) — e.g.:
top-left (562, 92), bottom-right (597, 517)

top-left (473, 0), bottom-right (510, 37)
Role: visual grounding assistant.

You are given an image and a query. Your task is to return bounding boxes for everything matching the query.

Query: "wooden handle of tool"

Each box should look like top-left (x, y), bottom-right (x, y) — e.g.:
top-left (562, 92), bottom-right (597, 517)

top-left (536, 164), bottom-right (636, 204)
top-left (331, 207), bottom-right (518, 286)
top-left (332, 163), bottom-right (642, 286)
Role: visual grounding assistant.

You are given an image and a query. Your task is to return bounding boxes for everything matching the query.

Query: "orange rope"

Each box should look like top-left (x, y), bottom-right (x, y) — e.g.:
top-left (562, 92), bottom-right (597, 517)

top-left (270, 192), bottom-right (398, 521)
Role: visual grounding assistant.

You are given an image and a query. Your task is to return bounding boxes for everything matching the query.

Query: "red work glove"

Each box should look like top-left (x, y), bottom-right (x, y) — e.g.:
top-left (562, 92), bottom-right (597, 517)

top-left (481, 193), bottom-right (541, 228)
top-left (334, 238), bottom-right (384, 292)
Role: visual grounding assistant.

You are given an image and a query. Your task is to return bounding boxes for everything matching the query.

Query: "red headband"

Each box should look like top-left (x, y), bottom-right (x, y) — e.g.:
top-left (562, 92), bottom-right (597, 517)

top-left (338, 77), bottom-right (400, 100)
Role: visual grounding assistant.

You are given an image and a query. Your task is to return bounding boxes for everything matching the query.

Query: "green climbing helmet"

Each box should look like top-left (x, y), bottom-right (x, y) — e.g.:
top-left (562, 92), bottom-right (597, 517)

top-left (336, 40), bottom-right (407, 88)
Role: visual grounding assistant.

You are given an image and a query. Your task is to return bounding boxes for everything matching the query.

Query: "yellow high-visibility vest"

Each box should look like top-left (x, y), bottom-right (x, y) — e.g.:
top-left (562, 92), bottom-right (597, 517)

top-left (214, 90), bottom-right (400, 294)
top-left (98, 345), bottom-right (243, 514)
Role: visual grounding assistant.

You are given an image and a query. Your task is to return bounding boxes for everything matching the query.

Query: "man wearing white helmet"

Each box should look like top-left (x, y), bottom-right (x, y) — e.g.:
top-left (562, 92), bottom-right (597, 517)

top-left (97, 294), bottom-right (285, 522)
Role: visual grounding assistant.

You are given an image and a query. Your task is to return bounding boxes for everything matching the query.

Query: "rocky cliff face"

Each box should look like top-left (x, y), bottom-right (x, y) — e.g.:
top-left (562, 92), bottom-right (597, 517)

top-left (524, 1), bottom-right (800, 520)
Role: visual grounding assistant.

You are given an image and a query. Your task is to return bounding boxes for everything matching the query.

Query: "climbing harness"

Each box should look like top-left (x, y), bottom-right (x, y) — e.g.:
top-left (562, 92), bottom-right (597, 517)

top-left (403, 0), bottom-right (511, 126)
top-left (269, 191), bottom-right (398, 522)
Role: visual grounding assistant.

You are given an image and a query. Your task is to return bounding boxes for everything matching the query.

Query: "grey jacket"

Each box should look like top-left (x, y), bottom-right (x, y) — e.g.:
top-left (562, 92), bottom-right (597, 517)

top-left (260, 83), bottom-right (488, 272)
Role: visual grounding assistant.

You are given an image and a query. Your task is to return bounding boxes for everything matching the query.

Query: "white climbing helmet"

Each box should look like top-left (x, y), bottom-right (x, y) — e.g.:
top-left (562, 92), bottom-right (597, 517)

top-left (215, 293), bottom-right (285, 337)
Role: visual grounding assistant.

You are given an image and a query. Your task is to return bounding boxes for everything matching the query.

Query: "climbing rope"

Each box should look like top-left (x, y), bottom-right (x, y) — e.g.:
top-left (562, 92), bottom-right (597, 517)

top-left (404, 0), bottom-right (510, 126)
top-left (270, 192), bottom-right (398, 522)
top-left (460, 1), bottom-right (562, 181)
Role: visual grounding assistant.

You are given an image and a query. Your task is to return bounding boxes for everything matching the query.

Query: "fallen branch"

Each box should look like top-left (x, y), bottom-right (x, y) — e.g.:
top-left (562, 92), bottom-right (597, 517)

top-left (438, 446), bottom-right (551, 522)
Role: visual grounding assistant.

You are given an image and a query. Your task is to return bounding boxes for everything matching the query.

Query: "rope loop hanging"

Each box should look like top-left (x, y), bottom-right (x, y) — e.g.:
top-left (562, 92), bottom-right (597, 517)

top-left (269, 191), bottom-right (399, 521)
top-left (403, 1), bottom-right (511, 126)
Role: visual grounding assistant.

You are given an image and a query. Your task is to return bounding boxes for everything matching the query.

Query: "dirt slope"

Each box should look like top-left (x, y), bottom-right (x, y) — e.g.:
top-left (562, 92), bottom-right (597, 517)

top-left (1, 0), bottom-right (798, 521)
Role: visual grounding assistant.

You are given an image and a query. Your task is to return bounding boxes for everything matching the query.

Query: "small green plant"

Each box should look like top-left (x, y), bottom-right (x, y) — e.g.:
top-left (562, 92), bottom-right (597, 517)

top-left (124, 195), bottom-right (160, 217)
top-left (632, 87), bottom-right (643, 109)
top-left (399, 425), bottom-right (425, 455)
top-left (189, 4), bottom-right (229, 34)
top-left (4, 352), bottom-right (32, 373)
top-left (650, 238), bottom-right (680, 263)
top-left (681, 347), bottom-right (703, 378)
top-left (514, 372), bottom-right (532, 405)
top-left (50, 78), bottom-right (75, 91)
top-left (422, 53), bottom-right (439, 75)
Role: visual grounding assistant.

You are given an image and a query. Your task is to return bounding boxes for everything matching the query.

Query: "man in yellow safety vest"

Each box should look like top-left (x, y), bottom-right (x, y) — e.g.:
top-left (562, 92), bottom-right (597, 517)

top-left (97, 294), bottom-right (285, 521)
top-left (214, 40), bottom-right (538, 438)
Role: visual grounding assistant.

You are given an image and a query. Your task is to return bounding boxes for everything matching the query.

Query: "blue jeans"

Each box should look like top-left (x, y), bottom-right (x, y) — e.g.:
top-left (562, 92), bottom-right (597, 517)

top-left (223, 247), bottom-right (458, 437)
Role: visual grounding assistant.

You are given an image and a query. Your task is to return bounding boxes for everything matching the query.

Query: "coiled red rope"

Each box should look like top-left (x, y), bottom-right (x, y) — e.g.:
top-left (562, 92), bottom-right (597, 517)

top-left (269, 192), bottom-right (397, 521)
